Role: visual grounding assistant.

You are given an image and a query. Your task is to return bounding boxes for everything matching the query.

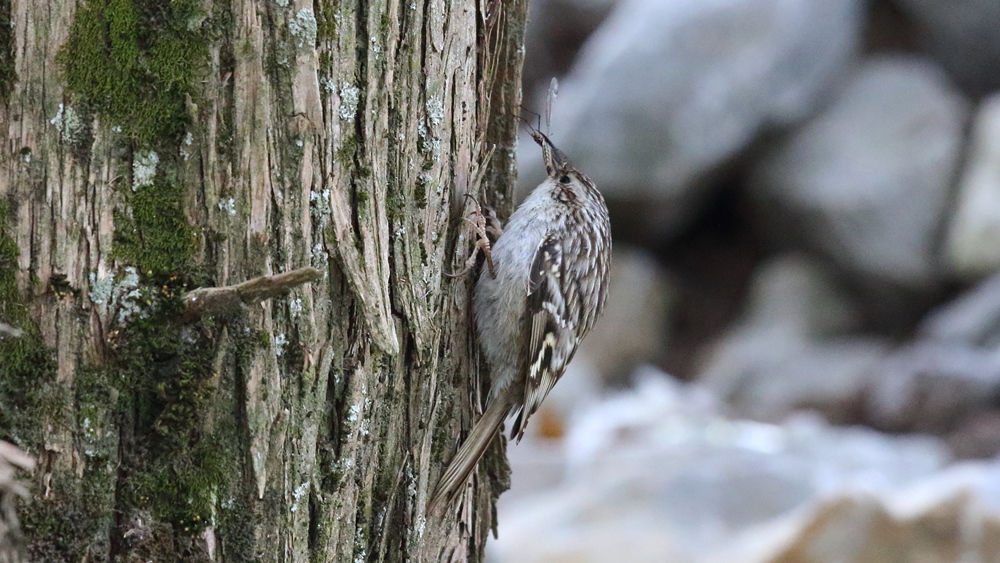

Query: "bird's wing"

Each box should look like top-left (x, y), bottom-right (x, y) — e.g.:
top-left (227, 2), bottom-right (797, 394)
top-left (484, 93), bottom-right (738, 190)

top-left (510, 231), bottom-right (577, 442)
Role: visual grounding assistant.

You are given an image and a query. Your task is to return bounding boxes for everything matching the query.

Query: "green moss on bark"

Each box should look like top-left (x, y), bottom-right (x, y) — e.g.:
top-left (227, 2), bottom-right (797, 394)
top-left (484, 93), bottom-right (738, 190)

top-left (111, 286), bottom-right (220, 532)
top-left (0, 0), bottom-right (13, 101)
top-left (113, 176), bottom-right (200, 277)
top-left (0, 207), bottom-right (96, 560)
top-left (22, 473), bottom-right (114, 561)
top-left (58, 0), bottom-right (209, 146)
top-left (0, 203), bottom-right (63, 451)
top-left (22, 365), bottom-right (116, 559)
top-left (37, 2), bottom-right (238, 555)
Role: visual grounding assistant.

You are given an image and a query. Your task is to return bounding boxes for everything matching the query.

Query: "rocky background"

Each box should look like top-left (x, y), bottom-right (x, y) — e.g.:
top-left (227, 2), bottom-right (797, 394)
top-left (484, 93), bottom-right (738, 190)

top-left (493, 0), bottom-right (1000, 561)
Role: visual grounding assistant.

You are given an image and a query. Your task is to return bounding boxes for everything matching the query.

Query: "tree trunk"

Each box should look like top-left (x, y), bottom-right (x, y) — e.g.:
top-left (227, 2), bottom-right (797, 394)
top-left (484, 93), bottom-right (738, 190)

top-left (0, 0), bottom-right (527, 560)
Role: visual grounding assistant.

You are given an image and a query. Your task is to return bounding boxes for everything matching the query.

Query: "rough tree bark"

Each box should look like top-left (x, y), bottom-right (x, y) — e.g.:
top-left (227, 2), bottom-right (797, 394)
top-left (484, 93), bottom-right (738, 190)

top-left (0, 0), bottom-right (527, 560)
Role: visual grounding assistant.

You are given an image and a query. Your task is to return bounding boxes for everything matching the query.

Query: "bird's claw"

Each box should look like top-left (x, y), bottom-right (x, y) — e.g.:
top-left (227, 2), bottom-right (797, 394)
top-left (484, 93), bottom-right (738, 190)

top-left (448, 194), bottom-right (501, 279)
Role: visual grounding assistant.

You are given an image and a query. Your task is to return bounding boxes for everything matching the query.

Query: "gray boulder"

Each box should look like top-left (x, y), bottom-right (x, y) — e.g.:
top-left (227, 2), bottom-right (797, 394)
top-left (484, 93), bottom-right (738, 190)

top-left (748, 56), bottom-right (969, 291)
top-left (860, 273), bottom-right (1000, 456)
top-left (493, 373), bottom-right (952, 563)
top-left (919, 272), bottom-right (1000, 348)
top-left (520, 0), bottom-right (863, 238)
top-left (576, 247), bottom-right (673, 386)
top-left (761, 462), bottom-right (1000, 563)
top-left (945, 94), bottom-right (1000, 279)
top-left (865, 342), bottom-right (1000, 434)
top-left (698, 255), bottom-right (889, 423)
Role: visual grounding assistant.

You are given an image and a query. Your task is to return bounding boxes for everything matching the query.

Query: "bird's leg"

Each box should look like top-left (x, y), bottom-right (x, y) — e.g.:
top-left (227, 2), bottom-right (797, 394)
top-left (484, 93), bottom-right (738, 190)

top-left (447, 195), bottom-right (498, 279)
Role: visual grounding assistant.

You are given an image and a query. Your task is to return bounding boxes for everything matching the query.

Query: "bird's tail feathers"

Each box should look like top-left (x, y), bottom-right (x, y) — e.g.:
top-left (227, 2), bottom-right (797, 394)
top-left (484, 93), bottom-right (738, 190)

top-left (427, 399), bottom-right (509, 514)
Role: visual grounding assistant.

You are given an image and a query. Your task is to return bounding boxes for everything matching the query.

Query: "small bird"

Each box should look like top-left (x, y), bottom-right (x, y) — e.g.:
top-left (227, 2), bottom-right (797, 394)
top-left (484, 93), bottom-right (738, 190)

top-left (429, 131), bottom-right (612, 513)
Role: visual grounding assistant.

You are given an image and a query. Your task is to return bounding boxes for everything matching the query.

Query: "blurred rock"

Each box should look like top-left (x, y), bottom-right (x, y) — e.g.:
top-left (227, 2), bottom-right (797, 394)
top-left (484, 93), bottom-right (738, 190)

top-left (698, 255), bottom-right (888, 423)
top-left (864, 276), bottom-right (1000, 456)
top-left (704, 338), bottom-right (886, 424)
top-left (946, 411), bottom-right (1000, 460)
top-left (748, 56), bottom-right (969, 291)
top-left (577, 246), bottom-right (673, 386)
top-left (737, 253), bottom-right (861, 337)
top-left (492, 371), bottom-right (952, 563)
top-left (865, 342), bottom-right (1000, 434)
top-left (564, 368), bottom-right (724, 469)
top-left (945, 95), bottom-right (1000, 279)
top-left (520, 0), bottom-right (863, 239)
top-left (503, 369), bottom-right (718, 505)
top-left (895, 0), bottom-right (1000, 96)
top-left (522, 0), bottom-right (618, 98)
top-left (761, 463), bottom-right (1000, 562)
top-left (919, 272), bottom-right (1000, 348)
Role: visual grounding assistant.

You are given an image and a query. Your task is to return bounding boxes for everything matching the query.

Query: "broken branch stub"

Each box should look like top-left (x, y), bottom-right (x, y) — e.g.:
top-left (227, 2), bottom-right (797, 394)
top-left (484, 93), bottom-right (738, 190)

top-left (183, 267), bottom-right (323, 320)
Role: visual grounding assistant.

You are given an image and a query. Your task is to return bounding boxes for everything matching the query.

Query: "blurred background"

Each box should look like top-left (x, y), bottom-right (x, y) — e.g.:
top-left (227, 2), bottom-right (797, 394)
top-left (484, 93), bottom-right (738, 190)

top-left (492, 0), bottom-right (1000, 561)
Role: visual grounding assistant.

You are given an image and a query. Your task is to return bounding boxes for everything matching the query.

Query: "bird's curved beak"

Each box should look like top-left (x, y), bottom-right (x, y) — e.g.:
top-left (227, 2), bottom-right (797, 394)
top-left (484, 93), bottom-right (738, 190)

top-left (531, 131), bottom-right (572, 178)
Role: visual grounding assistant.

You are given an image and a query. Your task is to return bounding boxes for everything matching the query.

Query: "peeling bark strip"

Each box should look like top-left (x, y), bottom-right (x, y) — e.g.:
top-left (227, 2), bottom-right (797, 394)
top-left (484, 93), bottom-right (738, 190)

top-left (326, 168), bottom-right (400, 356)
top-left (0, 0), bottom-right (527, 561)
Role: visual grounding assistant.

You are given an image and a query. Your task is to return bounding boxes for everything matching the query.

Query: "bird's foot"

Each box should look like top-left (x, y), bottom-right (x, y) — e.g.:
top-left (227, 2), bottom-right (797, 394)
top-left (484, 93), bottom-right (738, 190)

top-left (447, 194), bottom-right (499, 279)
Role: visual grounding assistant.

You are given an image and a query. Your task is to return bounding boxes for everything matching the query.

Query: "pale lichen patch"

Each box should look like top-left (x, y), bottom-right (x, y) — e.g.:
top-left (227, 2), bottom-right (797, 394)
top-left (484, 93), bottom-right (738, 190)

top-left (289, 298), bottom-right (303, 318)
top-left (426, 96), bottom-right (444, 126)
top-left (289, 9), bottom-right (317, 48)
top-left (290, 481), bottom-right (309, 513)
top-left (89, 267), bottom-right (144, 323)
top-left (50, 103), bottom-right (85, 143)
top-left (132, 151), bottom-right (159, 191)
top-left (181, 132), bottom-right (194, 161)
top-left (339, 83), bottom-right (360, 122)
top-left (311, 243), bottom-right (329, 268)
top-left (218, 198), bottom-right (237, 216)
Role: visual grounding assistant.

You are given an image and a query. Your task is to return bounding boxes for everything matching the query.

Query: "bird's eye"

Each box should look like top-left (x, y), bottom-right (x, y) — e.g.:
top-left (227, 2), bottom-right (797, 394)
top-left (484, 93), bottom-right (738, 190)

top-left (559, 175), bottom-right (571, 184)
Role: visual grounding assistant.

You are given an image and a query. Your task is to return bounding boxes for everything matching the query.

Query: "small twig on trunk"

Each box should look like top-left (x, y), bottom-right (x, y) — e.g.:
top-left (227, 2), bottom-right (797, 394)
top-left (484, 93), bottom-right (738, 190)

top-left (183, 267), bottom-right (323, 320)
